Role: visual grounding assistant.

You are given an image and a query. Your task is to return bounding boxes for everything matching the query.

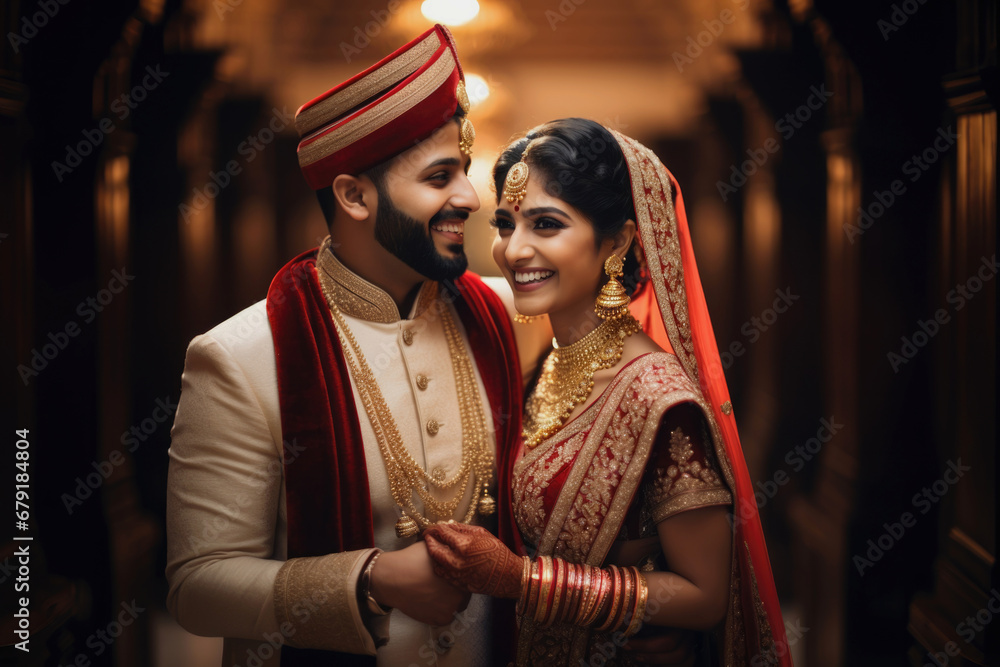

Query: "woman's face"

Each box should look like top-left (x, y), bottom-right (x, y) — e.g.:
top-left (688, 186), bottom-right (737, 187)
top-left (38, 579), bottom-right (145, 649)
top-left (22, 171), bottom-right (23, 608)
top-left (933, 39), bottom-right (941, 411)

top-left (490, 169), bottom-right (613, 321)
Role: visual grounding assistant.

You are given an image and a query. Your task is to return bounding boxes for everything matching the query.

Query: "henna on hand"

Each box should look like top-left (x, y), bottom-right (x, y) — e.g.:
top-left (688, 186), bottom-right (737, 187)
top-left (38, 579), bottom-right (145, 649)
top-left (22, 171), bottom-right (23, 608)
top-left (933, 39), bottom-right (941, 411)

top-left (423, 524), bottom-right (523, 599)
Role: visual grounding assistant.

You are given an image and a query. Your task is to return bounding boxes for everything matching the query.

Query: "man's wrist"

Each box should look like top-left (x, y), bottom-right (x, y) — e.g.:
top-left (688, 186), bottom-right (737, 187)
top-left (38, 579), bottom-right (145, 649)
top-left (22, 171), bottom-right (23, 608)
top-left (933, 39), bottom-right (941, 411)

top-left (360, 549), bottom-right (392, 616)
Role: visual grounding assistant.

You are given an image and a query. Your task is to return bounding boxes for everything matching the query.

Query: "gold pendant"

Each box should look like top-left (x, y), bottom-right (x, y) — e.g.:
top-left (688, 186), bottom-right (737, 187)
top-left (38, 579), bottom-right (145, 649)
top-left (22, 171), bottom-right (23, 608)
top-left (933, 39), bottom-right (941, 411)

top-left (395, 514), bottom-right (419, 538)
top-left (477, 493), bottom-right (497, 516)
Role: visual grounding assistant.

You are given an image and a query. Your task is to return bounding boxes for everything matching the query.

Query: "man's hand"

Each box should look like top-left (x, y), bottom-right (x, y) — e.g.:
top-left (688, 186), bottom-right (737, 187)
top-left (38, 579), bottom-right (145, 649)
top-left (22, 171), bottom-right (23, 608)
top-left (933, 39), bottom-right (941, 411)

top-left (368, 541), bottom-right (471, 626)
top-left (423, 523), bottom-right (523, 599)
top-left (623, 629), bottom-right (698, 666)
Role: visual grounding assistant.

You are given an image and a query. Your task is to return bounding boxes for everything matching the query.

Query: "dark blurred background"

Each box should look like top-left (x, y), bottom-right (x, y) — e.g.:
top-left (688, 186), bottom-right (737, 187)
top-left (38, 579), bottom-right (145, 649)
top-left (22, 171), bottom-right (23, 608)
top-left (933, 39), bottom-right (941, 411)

top-left (1, 0), bottom-right (995, 665)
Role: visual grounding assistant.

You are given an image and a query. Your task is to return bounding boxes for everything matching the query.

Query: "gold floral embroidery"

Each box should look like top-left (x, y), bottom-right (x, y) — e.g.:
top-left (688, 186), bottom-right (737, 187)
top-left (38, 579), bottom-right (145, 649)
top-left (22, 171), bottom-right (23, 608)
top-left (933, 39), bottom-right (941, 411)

top-left (644, 427), bottom-right (733, 524)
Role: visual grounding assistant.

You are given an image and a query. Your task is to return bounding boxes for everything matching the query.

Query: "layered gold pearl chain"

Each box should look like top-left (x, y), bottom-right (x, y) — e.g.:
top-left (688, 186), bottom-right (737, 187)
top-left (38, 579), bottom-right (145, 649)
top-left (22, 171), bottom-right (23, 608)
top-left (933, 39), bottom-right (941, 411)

top-left (321, 276), bottom-right (495, 538)
top-left (522, 313), bottom-right (642, 449)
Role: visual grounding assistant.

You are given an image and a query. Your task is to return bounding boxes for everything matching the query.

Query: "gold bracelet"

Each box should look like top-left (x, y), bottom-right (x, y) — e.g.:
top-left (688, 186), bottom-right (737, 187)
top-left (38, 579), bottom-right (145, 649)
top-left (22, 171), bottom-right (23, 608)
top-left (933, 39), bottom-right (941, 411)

top-left (360, 550), bottom-right (392, 616)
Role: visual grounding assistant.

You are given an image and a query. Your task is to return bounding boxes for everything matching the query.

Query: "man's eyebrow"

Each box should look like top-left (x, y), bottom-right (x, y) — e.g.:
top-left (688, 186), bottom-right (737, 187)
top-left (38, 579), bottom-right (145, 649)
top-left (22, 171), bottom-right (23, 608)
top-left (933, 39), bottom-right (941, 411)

top-left (422, 157), bottom-right (461, 170)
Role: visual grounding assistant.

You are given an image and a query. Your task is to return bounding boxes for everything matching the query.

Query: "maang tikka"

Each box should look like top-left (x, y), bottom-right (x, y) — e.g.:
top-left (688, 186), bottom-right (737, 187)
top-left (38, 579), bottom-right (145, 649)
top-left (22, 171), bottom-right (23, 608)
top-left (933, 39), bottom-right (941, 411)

top-left (503, 141), bottom-right (532, 211)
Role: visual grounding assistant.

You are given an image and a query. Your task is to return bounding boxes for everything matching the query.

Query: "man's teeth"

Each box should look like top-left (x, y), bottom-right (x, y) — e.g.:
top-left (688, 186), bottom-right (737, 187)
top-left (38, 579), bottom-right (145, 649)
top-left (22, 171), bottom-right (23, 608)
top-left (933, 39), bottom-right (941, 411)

top-left (432, 222), bottom-right (464, 234)
top-left (514, 270), bottom-right (554, 284)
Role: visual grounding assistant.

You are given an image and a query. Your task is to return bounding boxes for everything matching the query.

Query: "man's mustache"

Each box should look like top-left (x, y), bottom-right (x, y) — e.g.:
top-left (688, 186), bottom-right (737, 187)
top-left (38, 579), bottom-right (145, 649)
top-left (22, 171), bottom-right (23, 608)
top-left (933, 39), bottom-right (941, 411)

top-left (429, 208), bottom-right (470, 225)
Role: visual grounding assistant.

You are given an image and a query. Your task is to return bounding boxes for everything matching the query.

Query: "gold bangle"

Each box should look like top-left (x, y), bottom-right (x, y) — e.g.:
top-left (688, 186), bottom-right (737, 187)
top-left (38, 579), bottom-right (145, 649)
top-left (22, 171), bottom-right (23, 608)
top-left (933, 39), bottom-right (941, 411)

top-left (613, 565), bottom-right (635, 632)
top-left (516, 556), bottom-right (532, 616)
top-left (626, 570), bottom-right (649, 637)
top-left (534, 556), bottom-right (554, 624)
top-left (573, 565), bottom-right (593, 626)
top-left (581, 567), bottom-right (608, 627)
top-left (524, 559), bottom-right (541, 619)
top-left (559, 563), bottom-right (578, 625)
top-left (596, 566), bottom-right (623, 632)
top-left (542, 558), bottom-right (564, 627)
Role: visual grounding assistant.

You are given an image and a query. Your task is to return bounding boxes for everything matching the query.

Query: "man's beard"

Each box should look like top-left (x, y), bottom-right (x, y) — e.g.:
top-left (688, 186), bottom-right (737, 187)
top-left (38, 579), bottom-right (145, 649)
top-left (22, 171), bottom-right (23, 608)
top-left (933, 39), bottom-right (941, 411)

top-left (372, 184), bottom-right (468, 282)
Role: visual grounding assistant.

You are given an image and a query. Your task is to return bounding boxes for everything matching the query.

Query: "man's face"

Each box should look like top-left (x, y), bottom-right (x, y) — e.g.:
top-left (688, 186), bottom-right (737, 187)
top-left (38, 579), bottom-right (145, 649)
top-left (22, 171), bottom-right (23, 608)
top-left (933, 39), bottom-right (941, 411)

top-left (371, 121), bottom-right (480, 281)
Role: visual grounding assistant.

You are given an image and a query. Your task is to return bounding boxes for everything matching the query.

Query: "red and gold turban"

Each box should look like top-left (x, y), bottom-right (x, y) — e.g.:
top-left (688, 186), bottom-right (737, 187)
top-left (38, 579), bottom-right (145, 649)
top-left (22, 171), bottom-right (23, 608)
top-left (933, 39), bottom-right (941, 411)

top-left (295, 24), bottom-right (472, 190)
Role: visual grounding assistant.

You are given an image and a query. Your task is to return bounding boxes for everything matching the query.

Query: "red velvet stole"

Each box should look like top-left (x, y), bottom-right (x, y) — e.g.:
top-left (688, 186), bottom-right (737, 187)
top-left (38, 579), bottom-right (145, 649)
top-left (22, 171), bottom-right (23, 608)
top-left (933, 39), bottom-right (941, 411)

top-left (266, 248), bottom-right (522, 666)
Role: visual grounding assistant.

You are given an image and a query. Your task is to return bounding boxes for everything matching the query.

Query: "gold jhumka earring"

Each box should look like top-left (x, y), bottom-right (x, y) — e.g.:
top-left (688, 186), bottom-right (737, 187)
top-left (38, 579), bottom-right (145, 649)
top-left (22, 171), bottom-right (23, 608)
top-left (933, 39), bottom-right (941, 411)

top-left (594, 254), bottom-right (631, 320)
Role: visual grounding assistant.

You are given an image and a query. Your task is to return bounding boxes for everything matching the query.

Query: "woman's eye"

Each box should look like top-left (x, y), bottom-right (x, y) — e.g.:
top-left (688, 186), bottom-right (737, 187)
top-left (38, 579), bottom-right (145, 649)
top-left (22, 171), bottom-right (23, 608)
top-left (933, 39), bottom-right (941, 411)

top-left (535, 217), bottom-right (564, 230)
top-left (489, 217), bottom-right (514, 230)
top-left (428, 171), bottom-right (449, 183)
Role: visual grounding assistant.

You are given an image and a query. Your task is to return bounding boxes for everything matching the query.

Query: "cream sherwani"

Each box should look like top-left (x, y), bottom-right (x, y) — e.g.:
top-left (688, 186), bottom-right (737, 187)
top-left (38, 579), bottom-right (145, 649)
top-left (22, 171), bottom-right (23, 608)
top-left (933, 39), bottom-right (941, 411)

top-left (165, 248), bottom-right (546, 666)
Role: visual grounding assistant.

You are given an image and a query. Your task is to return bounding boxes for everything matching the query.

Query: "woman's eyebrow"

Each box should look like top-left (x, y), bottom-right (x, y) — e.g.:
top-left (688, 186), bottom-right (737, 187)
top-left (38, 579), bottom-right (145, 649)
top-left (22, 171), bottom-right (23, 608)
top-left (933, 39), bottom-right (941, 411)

top-left (523, 206), bottom-right (570, 217)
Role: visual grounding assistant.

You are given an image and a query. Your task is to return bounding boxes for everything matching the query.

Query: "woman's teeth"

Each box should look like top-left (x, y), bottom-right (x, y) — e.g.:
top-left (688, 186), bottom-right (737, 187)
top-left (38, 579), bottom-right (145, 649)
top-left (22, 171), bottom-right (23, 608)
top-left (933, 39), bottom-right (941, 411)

top-left (514, 270), bottom-right (554, 284)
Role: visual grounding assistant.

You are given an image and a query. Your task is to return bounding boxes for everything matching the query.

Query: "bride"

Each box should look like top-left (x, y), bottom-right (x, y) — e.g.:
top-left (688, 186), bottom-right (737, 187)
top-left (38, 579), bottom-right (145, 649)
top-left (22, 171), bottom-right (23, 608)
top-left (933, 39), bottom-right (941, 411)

top-left (424, 119), bottom-right (791, 666)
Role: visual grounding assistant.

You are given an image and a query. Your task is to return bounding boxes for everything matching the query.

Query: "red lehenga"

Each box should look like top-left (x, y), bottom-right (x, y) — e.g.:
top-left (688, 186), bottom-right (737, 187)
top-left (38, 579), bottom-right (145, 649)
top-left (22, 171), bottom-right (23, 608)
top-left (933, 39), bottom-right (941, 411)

top-left (509, 131), bottom-right (791, 666)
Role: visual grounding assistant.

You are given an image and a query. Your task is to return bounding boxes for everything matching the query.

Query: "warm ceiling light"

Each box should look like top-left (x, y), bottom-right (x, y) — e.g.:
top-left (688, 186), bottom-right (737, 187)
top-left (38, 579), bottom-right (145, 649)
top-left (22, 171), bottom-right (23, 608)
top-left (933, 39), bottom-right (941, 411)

top-left (421, 0), bottom-right (480, 26)
top-left (464, 73), bottom-right (490, 106)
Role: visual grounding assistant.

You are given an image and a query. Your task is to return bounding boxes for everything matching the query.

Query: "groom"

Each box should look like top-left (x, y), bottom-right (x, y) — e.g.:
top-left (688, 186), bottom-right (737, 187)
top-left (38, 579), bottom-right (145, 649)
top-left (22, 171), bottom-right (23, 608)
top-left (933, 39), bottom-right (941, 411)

top-left (166, 23), bottom-right (692, 666)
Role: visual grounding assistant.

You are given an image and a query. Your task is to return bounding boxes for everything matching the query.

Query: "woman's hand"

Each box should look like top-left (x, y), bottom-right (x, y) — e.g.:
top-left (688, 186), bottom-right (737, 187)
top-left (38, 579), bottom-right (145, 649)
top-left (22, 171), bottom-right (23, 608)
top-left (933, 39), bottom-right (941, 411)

top-left (423, 523), bottom-right (523, 599)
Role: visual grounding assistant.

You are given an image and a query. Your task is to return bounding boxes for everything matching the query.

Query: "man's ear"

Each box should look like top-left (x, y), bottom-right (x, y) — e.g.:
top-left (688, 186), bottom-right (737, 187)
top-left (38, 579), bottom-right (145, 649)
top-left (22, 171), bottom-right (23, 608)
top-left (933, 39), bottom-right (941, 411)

top-left (332, 174), bottom-right (376, 222)
top-left (611, 219), bottom-right (637, 257)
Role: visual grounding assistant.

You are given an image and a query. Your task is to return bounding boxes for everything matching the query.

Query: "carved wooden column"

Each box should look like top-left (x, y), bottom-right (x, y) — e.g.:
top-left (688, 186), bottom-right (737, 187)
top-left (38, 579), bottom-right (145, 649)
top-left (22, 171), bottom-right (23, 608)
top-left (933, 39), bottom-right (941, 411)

top-left (907, 1), bottom-right (997, 665)
top-left (785, 6), bottom-right (864, 665)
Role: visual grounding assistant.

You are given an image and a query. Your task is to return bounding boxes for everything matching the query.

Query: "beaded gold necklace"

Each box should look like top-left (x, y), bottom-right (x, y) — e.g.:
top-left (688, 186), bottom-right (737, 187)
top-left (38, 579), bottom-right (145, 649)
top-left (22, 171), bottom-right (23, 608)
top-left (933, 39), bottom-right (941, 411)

top-left (522, 313), bottom-right (642, 449)
top-left (317, 248), bottom-right (495, 538)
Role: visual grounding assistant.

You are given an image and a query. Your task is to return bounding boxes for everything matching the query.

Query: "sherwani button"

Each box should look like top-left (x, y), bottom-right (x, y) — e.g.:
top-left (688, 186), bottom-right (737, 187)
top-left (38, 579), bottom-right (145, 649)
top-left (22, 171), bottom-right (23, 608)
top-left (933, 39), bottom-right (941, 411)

top-left (416, 374), bottom-right (429, 390)
top-left (426, 419), bottom-right (441, 436)
top-left (402, 329), bottom-right (414, 345)
top-left (431, 467), bottom-right (446, 481)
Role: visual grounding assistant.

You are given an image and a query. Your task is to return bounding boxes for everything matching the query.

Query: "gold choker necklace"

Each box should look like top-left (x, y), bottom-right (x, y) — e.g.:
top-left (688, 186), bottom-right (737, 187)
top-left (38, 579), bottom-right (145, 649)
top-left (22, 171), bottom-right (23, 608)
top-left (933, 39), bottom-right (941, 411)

top-left (522, 313), bottom-right (642, 449)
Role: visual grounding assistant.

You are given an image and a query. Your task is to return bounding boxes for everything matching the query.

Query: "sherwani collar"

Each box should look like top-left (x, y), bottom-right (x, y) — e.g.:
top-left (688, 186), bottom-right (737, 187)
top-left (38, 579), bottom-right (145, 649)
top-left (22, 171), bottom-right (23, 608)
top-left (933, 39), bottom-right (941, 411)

top-left (315, 236), bottom-right (438, 324)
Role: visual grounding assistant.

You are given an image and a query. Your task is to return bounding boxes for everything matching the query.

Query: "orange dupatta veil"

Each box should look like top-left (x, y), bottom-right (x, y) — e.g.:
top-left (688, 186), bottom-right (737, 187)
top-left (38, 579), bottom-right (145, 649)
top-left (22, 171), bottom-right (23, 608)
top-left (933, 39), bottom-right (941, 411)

top-left (610, 129), bottom-right (792, 666)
